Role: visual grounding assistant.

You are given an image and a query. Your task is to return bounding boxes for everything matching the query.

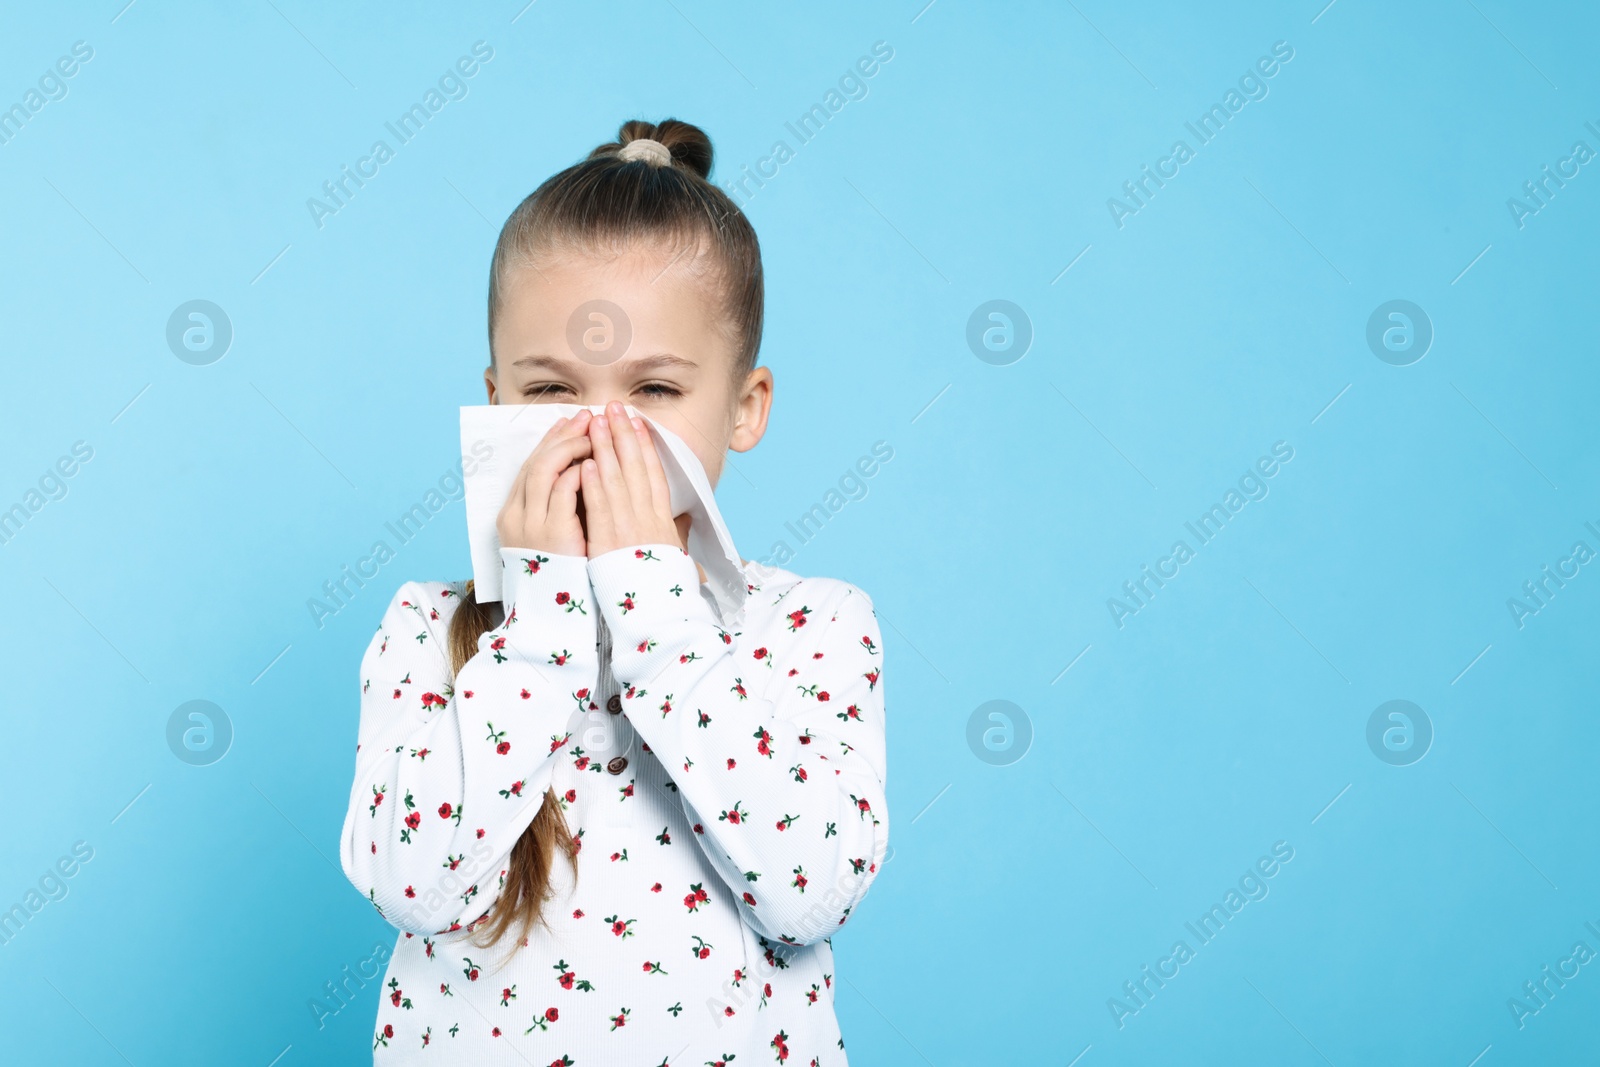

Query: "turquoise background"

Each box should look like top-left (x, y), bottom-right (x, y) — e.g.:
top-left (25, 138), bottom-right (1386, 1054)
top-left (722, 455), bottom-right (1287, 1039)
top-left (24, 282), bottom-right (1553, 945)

top-left (2, 1), bottom-right (1597, 1063)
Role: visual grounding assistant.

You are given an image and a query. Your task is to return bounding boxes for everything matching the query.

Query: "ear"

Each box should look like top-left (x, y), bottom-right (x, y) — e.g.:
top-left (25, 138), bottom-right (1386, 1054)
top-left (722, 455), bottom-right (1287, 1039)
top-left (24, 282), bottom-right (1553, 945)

top-left (728, 366), bottom-right (773, 454)
top-left (484, 363), bottom-right (498, 405)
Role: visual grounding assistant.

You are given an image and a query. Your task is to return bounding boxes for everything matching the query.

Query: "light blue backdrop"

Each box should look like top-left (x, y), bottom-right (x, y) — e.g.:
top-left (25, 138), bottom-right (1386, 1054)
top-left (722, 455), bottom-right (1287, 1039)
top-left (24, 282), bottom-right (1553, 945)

top-left (2, 1), bottom-right (1597, 1064)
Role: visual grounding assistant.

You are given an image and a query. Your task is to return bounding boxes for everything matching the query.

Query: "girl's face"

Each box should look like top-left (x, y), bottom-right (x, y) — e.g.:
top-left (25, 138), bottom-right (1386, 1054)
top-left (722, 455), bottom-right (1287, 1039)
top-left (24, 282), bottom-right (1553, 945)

top-left (485, 244), bottom-right (771, 491)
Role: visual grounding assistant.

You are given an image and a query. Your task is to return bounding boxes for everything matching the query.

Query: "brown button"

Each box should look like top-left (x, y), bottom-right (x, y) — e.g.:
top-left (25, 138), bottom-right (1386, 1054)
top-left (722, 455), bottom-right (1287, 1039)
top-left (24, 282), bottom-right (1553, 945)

top-left (606, 756), bottom-right (628, 775)
top-left (606, 694), bottom-right (623, 715)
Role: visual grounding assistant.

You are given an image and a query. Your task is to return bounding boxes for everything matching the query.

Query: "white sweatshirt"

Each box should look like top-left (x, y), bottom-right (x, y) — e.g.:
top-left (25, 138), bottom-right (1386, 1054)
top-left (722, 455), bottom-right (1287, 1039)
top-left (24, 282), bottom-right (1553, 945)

top-left (339, 542), bottom-right (889, 1065)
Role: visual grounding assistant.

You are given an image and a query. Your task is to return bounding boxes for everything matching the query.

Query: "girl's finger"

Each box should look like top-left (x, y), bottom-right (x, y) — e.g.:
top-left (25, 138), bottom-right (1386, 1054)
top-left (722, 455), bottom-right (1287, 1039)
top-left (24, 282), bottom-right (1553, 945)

top-left (608, 407), bottom-right (653, 515)
top-left (509, 414), bottom-right (566, 525)
top-left (551, 463), bottom-right (583, 539)
top-left (579, 458), bottom-right (613, 547)
top-left (523, 433), bottom-right (593, 521)
top-left (632, 418), bottom-right (674, 520)
top-left (587, 412), bottom-right (627, 512)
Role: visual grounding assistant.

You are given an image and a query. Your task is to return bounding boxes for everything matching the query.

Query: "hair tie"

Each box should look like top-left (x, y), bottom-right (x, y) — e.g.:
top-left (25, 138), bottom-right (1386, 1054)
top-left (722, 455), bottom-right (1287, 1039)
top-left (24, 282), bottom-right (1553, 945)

top-left (617, 138), bottom-right (672, 167)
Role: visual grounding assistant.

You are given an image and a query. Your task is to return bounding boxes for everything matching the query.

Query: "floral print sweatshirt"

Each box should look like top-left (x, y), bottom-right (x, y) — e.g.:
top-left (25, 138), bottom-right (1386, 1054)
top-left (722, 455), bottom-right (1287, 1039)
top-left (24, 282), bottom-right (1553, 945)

top-left (338, 542), bottom-right (889, 1065)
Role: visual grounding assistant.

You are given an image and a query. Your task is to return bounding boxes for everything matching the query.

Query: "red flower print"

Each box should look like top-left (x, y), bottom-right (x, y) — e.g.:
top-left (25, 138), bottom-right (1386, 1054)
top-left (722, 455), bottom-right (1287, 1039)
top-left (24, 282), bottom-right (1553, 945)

top-left (384, 1024), bottom-right (394, 1037)
top-left (405, 812), bottom-right (421, 830)
top-left (743, 892), bottom-right (758, 906)
top-left (497, 741), bottom-right (511, 755)
top-left (421, 692), bottom-right (446, 709)
top-left (438, 802), bottom-right (452, 819)
top-left (546, 1007), bottom-right (558, 1021)
top-left (404, 885), bottom-right (416, 898)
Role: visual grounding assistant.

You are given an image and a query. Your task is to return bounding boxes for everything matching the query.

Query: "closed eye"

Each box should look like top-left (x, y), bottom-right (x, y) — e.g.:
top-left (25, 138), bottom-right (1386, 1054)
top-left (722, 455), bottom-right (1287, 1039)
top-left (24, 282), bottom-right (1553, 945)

top-left (520, 382), bottom-right (682, 399)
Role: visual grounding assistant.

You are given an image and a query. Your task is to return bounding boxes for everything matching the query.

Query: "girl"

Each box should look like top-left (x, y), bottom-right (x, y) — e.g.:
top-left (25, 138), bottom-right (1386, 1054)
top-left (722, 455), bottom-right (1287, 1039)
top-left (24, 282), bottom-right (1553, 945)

top-left (338, 119), bottom-right (889, 1065)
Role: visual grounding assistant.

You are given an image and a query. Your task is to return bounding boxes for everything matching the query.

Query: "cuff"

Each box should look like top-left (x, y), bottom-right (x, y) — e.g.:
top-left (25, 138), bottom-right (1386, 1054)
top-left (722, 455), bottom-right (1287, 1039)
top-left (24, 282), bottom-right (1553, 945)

top-left (588, 543), bottom-right (716, 644)
top-left (498, 546), bottom-right (597, 653)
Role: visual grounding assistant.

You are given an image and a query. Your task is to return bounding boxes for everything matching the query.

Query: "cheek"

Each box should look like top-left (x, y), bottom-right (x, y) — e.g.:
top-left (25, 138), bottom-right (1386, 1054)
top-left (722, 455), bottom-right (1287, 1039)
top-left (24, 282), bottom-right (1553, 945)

top-left (681, 442), bottom-right (722, 491)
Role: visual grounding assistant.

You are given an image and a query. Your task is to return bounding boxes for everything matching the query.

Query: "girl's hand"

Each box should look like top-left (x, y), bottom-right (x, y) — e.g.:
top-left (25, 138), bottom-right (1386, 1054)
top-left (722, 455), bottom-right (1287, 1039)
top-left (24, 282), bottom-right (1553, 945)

top-left (496, 410), bottom-right (595, 557)
top-left (580, 400), bottom-right (681, 558)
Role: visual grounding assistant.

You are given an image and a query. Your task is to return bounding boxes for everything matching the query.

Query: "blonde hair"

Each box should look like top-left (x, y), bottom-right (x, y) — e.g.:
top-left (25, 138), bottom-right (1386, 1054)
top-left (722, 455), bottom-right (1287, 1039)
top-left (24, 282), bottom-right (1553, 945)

top-left (458, 117), bottom-right (765, 953)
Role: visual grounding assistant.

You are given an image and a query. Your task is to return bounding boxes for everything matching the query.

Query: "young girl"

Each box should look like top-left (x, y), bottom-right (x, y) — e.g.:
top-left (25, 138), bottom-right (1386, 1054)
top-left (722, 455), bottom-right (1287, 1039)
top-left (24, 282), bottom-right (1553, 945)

top-left (339, 119), bottom-right (889, 1065)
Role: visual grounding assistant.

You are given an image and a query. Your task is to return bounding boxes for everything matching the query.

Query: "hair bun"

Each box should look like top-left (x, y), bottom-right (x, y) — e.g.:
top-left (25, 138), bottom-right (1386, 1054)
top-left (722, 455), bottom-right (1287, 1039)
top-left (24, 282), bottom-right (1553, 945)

top-left (604, 118), bottom-right (714, 181)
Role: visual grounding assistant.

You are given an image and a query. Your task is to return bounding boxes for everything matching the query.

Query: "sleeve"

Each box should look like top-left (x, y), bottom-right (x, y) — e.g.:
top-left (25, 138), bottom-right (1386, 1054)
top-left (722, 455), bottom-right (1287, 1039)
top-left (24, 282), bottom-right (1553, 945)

top-left (338, 547), bottom-right (600, 935)
top-left (587, 543), bottom-right (889, 946)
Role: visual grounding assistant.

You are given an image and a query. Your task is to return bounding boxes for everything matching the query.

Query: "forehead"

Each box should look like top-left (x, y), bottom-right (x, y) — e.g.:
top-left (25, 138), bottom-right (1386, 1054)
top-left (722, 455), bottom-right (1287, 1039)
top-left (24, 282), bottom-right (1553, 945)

top-left (493, 244), bottom-right (734, 368)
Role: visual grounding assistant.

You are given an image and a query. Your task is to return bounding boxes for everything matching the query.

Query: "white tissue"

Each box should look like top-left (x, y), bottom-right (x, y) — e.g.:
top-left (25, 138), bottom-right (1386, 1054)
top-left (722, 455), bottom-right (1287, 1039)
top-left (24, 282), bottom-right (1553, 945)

top-left (460, 403), bottom-right (750, 627)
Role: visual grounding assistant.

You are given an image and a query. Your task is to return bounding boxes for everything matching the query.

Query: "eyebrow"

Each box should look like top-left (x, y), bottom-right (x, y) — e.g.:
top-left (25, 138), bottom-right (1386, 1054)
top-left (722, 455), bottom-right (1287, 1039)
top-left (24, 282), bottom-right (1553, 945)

top-left (509, 353), bottom-right (699, 373)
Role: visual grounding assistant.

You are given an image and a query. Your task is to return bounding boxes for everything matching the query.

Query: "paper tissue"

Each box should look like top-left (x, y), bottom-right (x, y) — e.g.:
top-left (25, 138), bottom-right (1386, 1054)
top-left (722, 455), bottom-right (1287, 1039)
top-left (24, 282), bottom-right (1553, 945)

top-left (459, 403), bottom-right (751, 626)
